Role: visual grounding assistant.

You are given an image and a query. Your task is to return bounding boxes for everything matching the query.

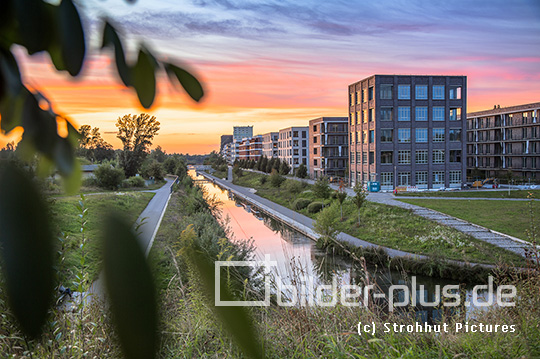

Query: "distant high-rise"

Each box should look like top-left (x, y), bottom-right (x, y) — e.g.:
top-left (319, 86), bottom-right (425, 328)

top-left (349, 75), bottom-right (467, 190)
top-left (233, 126), bottom-right (253, 141)
top-left (220, 135), bottom-right (233, 153)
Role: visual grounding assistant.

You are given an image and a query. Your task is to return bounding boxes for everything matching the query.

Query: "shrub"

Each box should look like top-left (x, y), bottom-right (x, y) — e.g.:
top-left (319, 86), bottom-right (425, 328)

top-left (270, 169), bottom-right (285, 187)
top-left (126, 175), bottom-right (145, 187)
top-left (307, 201), bottom-right (324, 214)
top-left (313, 177), bottom-right (331, 199)
top-left (284, 180), bottom-right (303, 195)
top-left (293, 198), bottom-right (312, 210)
top-left (82, 176), bottom-right (98, 187)
top-left (260, 175), bottom-right (267, 185)
top-left (94, 164), bottom-right (125, 189)
top-left (279, 161), bottom-right (291, 175)
top-left (296, 164), bottom-right (308, 179)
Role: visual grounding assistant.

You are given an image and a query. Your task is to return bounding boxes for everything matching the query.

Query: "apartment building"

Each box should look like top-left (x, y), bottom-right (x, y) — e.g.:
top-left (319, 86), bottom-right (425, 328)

top-left (278, 126), bottom-right (309, 173)
top-left (261, 132), bottom-right (279, 158)
top-left (238, 135), bottom-right (263, 162)
top-left (466, 102), bottom-right (540, 181)
top-left (349, 75), bottom-right (467, 190)
top-left (233, 126), bottom-right (253, 141)
top-left (309, 117), bottom-right (348, 179)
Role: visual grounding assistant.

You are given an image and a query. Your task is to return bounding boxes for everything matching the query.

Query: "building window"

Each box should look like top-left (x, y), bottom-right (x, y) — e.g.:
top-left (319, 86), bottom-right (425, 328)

top-left (313, 136), bottom-right (317, 144)
top-left (381, 172), bottom-right (393, 186)
top-left (302, 149), bottom-right (306, 156)
top-left (415, 106), bottom-right (428, 121)
top-left (356, 151), bottom-right (361, 163)
top-left (369, 151), bottom-right (374, 164)
top-left (380, 84), bottom-right (393, 99)
top-left (449, 171), bottom-right (461, 184)
top-left (398, 128), bottom-right (411, 143)
top-left (398, 107), bottom-right (410, 121)
top-left (369, 108), bottom-right (374, 122)
top-left (449, 150), bottom-right (462, 163)
top-left (356, 111), bottom-right (360, 124)
top-left (416, 150), bottom-right (428, 164)
top-left (362, 88), bottom-right (367, 102)
top-left (369, 130), bottom-right (374, 143)
top-left (416, 128), bottom-right (428, 143)
top-left (314, 159), bottom-right (318, 166)
top-left (449, 86), bottom-right (462, 100)
top-left (313, 125), bottom-right (317, 132)
top-left (302, 131), bottom-right (307, 138)
top-left (381, 107), bottom-right (393, 121)
top-left (433, 107), bottom-right (445, 121)
top-left (362, 151), bottom-right (367, 164)
top-left (415, 171), bottom-right (428, 185)
top-left (362, 131), bottom-right (367, 144)
top-left (380, 129), bottom-right (393, 142)
top-left (368, 87), bottom-right (374, 101)
top-left (398, 172), bottom-right (411, 186)
top-left (433, 85), bottom-right (445, 100)
top-left (433, 128), bottom-right (445, 142)
top-left (449, 108), bottom-right (461, 121)
top-left (415, 85), bottom-right (428, 100)
top-left (363, 110), bottom-right (368, 123)
top-left (314, 147), bottom-right (317, 155)
top-left (433, 171), bottom-right (445, 185)
top-left (449, 128), bottom-right (462, 142)
top-left (398, 85), bottom-right (410, 99)
top-left (433, 150), bottom-right (445, 164)
top-left (381, 151), bottom-right (393, 164)
top-left (398, 150), bottom-right (411, 164)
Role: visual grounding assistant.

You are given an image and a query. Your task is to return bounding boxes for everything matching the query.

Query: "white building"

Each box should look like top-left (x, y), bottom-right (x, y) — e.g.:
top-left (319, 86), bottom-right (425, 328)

top-left (278, 126), bottom-right (309, 173)
top-left (261, 132), bottom-right (278, 158)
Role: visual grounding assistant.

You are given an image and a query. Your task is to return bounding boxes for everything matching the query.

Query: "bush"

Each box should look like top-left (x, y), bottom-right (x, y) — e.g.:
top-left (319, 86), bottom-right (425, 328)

top-left (125, 175), bottom-right (145, 187)
top-left (307, 201), bottom-right (324, 214)
top-left (270, 169), bottom-right (285, 187)
top-left (82, 176), bottom-right (98, 187)
top-left (94, 164), bottom-right (125, 189)
top-left (260, 175), bottom-right (267, 185)
top-left (293, 198), bottom-right (312, 210)
top-left (296, 164), bottom-right (308, 179)
top-left (313, 177), bottom-right (331, 199)
top-left (284, 179), bottom-right (303, 195)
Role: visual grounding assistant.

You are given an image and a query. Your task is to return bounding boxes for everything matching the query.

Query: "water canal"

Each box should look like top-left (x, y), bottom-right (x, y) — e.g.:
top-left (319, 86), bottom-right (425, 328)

top-left (191, 170), bottom-right (499, 319)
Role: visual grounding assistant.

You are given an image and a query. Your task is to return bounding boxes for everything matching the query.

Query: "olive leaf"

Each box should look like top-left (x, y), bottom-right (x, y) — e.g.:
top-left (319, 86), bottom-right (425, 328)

top-left (164, 62), bottom-right (204, 102)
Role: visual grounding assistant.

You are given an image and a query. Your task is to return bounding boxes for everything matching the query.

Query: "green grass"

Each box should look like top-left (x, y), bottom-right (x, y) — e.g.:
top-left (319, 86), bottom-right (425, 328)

top-left (396, 189), bottom-right (540, 199)
top-left (234, 172), bottom-right (527, 266)
top-left (212, 169), bottom-right (228, 179)
top-left (51, 191), bottom-right (155, 283)
top-left (398, 198), bottom-right (539, 241)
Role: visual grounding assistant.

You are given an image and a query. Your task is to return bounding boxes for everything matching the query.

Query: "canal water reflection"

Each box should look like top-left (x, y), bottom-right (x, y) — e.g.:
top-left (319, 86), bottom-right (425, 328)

top-left (193, 171), bottom-right (496, 319)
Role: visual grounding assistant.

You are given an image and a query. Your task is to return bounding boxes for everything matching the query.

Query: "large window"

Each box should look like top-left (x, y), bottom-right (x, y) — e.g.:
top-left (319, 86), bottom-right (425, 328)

top-left (381, 172), bottom-right (393, 186)
top-left (433, 128), bottom-right (445, 142)
top-left (380, 84), bottom-right (393, 99)
top-left (369, 130), bottom-right (374, 143)
top-left (369, 108), bottom-right (374, 122)
top-left (416, 150), bottom-right (428, 164)
top-left (398, 85), bottom-right (410, 99)
top-left (398, 172), bottom-right (411, 186)
top-left (415, 85), bottom-right (428, 100)
top-left (398, 107), bottom-right (411, 121)
top-left (381, 107), bottom-right (393, 121)
top-left (449, 86), bottom-right (462, 100)
top-left (449, 171), bottom-right (461, 184)
top-left (362, 151), bottom-right (367, 164)
top-left (381, 151), bottom-right (393, 164)
top-left (433, 171), bottom-right (445, 185)
top-left (449, 128), bottom-right (462, 141)
top-left (433, 150), bottom-right (445, 164)
top-left (356, 151), bottom-right (361, 163)
top-left (398, 150), bottom-right (411, 164)
top-left (433, 107), bottom-right (445, 121)
top-left (398, 128), bottom-right (411, 143)
top-left (363, 110), bottom-right (368, 123)
top-left (369, 151), bottom-right (374, 164)
top-left (449, 150), bottom-right (462, 163)
top-left (415, 171), bottom-right (428, 185)
top-left (416, 128), bottom-right (428, 143)
top-left (433, 85), bottom-right (445, 100)
top-left (380, 129), bottom-right (393, 142)
top-left (449, 108), bottom-right (462, 121)
top-left (362, 130), bottom-right (367, 144)
top-left (415, 106), bottom-right (428, 121)
top-left (368, 87), bottom-right (374, 101)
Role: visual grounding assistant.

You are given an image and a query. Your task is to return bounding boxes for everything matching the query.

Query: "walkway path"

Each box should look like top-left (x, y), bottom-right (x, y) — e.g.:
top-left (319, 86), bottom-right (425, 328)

top-left (217, 167), bottom-right (533, 258)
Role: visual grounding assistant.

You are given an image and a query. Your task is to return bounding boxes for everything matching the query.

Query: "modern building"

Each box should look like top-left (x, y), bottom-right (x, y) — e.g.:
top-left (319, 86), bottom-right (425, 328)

top-left (238, 135), bottom-right (263, 162)
top-left (233, 126), bottom-right (253, 141)
top-left (220, 135), bottom-right (233, 153)
top-left (309, 117), bottom-right (348, 179)
top-left (278, 126), bottom-right (309, 173)
top-left (466, 102), bottom-right (540, 181)
top-left (261, 132), bottom-right (279, 158)
top-left (349, 75), bottom-right (467, 190)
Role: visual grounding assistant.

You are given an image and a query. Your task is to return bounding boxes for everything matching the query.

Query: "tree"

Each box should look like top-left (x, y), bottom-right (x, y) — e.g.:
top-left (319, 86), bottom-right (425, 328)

top-left (270, 169), bottom-right (285, 187)
top-left (336, 179), bottom-right (348, 220)
top-left (149, 145), bottom-right (167, 163)
top-left (353, 182), bottom-right (368, 226)
top-left (279, 160), bottom-right (291, 175)
top-left (313, 203), bottom-right (340, 248)
top-left (296, 163), bottom-right (308, 179)
top-left (116, 113), bottom-right (160, 177)
top-left (77, 125), bottom-right (113, 163)
top-left (313, 176), bottom-right (331, 199)
top-left (94, 163), bottom-right (125, 189)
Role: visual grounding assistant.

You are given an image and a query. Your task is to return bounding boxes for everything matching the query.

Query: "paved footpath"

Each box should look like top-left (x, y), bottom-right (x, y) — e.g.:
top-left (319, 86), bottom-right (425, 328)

top-left (217, 168), bottom-right (533, 258)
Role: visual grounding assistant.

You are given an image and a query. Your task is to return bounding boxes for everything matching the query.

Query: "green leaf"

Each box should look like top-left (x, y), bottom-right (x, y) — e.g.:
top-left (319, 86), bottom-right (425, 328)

top-left (13, 0), bottom-right (53, 54)
top-left (186, 242), bottom-right (262, 359)
top-left (102, 22), bottom-right (131, 87)
top-left (0, 163), bottom-right (54, 339)
top-left (132, 48), bottom-right (156, 108)
top-left (56, 0), bottom-right (86, 76)
top-left (62, 157), bottom-right (81, 195)
top-left (164, 63), bottom-right (204, 102)
top-left (102, 213), bottom-right (157, 359)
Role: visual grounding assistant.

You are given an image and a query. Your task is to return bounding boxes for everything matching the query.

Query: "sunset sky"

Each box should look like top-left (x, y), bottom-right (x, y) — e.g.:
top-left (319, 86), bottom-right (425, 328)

top-left (2, 0), bottom-right (540, 154)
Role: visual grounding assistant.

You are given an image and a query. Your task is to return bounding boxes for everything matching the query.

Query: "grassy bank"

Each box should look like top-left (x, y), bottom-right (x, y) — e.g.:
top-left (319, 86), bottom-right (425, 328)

top-left (233, 171), bottom-right (526, 266)
top-left (51, 191), bottom-right (155, 282)
top-left (398, 198), bottom-right (539, 241)
top-left (396, 189), bottom-right (540, 199)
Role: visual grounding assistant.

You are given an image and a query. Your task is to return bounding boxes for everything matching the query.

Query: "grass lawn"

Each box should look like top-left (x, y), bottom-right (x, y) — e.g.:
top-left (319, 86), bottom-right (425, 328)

top-left (396, 189), bottom-right (540, 199)
top-left (398, 198), bottom-right (539, 241)
top-left (50, 191), bottom-right (155, 284)
top-left (234, 172), bottom-right (527, 265)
